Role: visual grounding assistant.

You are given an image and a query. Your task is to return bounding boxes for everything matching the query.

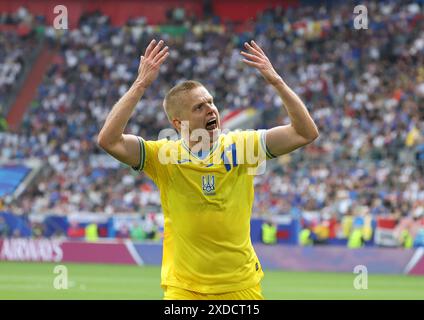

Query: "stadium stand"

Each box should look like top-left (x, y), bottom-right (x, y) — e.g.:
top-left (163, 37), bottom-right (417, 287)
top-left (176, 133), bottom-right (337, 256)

top-left (0, 0), bottom-right (423, 247)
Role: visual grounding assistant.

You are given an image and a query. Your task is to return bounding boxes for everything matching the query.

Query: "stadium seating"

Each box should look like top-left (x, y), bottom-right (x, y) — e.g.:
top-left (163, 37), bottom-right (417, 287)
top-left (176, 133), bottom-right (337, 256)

top-left (0, 1), bottom-right (423, 247)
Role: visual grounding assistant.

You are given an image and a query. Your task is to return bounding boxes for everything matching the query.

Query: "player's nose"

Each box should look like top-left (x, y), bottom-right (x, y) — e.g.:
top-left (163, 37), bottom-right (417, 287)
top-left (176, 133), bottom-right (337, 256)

top-left (205, 104), bottom-right (214, 114)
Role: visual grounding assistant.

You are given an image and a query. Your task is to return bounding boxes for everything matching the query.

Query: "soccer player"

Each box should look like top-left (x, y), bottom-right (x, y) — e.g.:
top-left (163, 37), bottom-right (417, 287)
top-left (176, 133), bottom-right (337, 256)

top-left (97, 39), bottom-right (319, 299)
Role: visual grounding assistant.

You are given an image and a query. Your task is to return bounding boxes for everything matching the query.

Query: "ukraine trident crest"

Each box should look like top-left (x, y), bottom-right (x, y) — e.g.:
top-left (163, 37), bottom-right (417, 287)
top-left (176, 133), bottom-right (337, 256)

top-left (202, 175), bottom-right (215, 195)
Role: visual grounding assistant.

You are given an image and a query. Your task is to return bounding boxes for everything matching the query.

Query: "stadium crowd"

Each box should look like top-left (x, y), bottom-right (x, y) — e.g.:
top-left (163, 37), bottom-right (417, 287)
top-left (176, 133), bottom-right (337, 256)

top-left (0, 6), bottom-right (43, 130)
top-left (0, 1), bottom-right (424, 244)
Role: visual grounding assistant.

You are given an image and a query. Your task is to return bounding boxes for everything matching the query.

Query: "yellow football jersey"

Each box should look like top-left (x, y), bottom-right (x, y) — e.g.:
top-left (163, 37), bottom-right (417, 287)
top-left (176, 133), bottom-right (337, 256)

top-left (133, 130), bottom-right (275, 294)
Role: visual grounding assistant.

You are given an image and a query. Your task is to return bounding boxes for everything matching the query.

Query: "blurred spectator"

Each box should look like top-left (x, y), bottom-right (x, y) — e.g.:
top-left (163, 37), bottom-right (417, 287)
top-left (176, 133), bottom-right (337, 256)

top-left (67, 220), bottom-right (85, 239)
top-left (347, 227), bottom-right (364, 249)
top-left (142, 214), bottom-right (158, 240)
top-left (261, 219), bottom-right (277, 245)
top-left (312, 223), bottom-right (329, 244)
top-left (85, 223), bottom-right (99, 242)
top-left (31, 222), bottom-right (44, 238)
top-left (416, 136), bottom-right (424, 174)
top-left (0, 216), bottom-right (10, 238)
top-left (298, 226), bottom-right (313, 246)
top-left (400, 229), bottom-right (414, 249)
top-left (130, 222), bottom-right (146, 241)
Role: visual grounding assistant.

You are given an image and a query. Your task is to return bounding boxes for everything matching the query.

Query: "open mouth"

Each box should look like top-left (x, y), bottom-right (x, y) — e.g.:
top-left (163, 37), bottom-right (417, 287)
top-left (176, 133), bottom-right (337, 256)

top-left (205, 118), bottom-right (218, 131)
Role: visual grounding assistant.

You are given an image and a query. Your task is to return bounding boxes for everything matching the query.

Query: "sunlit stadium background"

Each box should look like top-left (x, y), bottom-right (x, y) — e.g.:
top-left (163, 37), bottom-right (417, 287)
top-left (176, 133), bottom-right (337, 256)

top-left (1, 0), bottom-right (424, 299)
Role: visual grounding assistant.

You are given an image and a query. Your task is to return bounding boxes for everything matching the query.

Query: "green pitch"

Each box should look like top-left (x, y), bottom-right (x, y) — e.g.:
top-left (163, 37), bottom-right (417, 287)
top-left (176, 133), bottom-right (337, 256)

top-left (0, 261), bottom-right (423, 300)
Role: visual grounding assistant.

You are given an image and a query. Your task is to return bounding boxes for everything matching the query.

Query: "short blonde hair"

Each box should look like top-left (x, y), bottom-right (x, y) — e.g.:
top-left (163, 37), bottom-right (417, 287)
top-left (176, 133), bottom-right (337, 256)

top-left (163, 80), bottom-right (204, 122)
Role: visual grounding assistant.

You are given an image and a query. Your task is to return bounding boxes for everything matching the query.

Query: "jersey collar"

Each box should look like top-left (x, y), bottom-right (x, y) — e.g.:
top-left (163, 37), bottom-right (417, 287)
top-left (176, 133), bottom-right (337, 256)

top-left (181, 137), bottom-right (220, 160)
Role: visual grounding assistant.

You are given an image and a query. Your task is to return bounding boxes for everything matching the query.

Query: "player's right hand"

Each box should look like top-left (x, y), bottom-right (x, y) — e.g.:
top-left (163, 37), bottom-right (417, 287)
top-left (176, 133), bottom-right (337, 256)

top-left (134, 39), bottom-right (169, 89)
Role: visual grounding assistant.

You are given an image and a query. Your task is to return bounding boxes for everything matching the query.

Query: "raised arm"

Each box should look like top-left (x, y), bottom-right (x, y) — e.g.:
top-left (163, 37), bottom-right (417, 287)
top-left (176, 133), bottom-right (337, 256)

top-left (240, 40), bottom-right (319, 157)
top-left (97, 39), bottom-right (169, 167)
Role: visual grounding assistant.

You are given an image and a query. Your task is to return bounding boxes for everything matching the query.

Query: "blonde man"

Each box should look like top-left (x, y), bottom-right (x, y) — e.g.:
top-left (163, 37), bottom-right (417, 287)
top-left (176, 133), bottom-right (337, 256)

top-left (98, 39), bottom-right (319, 299)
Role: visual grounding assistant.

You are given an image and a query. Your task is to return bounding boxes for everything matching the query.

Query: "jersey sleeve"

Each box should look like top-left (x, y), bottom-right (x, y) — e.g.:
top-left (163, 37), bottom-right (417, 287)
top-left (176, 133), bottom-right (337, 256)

top-left (256, 129), bottom-right (277, 160)
top-left (132, 137), bottom-right (169, 183)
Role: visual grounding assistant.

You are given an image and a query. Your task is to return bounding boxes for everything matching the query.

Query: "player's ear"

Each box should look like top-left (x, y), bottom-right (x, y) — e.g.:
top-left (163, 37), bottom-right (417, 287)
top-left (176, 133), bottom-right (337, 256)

top-left (172, 118), bottom-right (181, 132)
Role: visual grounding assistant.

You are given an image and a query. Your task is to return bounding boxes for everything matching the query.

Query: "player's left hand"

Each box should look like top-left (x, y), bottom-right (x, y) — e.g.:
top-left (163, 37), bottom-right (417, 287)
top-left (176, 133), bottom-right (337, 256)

top-left (240, 40), bottom-right (282, 86)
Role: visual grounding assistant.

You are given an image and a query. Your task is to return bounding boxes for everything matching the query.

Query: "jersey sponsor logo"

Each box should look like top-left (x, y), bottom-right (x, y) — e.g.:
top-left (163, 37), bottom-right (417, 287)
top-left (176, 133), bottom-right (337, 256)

top-left (202, 174), bottom-right (216, 195)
